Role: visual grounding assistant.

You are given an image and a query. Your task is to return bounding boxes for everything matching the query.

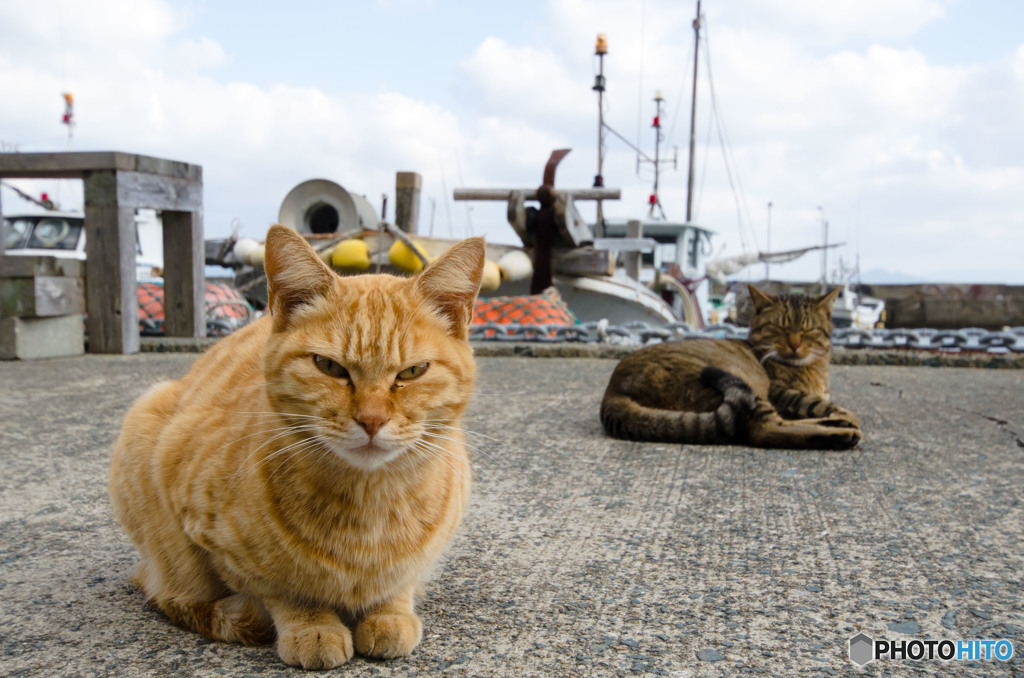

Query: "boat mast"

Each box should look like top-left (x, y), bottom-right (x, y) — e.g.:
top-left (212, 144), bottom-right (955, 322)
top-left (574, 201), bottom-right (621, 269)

top-left (685, 0), bottom-right (701, 224)
top-left (648, 90), bottom-right (666, 219)
top-left (593, 34), bottom-right (608, 237)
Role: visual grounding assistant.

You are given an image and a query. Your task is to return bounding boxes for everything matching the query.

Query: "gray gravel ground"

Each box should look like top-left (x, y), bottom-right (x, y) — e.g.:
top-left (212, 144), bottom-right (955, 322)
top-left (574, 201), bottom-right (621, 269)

top-left (1, 354), bottom-right (1023, 677)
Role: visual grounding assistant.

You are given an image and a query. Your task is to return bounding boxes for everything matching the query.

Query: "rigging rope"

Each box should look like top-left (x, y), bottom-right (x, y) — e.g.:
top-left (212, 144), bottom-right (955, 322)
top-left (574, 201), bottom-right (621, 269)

top-left (664, 32), bottom-right (694, 153)
top-left (635, 0), bottom-right (647, 160)
top-left (702, 20), bottom-right (760, 256)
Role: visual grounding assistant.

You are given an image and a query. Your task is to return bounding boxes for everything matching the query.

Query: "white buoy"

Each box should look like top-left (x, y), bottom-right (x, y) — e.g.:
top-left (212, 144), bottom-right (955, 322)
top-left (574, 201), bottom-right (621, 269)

top-left (232, 238), bottom-right (261, 265)
top-left (497, 250), bottom-right (533, 282)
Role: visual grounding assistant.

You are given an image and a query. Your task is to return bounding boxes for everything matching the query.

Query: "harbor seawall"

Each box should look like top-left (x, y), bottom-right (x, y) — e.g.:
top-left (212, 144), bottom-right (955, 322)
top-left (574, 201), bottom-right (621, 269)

top-left (726, 281), bottom-right (1024, 330)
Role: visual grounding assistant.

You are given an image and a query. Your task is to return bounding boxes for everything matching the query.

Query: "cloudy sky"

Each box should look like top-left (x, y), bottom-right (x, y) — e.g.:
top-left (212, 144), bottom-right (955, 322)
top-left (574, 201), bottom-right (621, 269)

top-left (2, 0), bottom-right (1023, 283)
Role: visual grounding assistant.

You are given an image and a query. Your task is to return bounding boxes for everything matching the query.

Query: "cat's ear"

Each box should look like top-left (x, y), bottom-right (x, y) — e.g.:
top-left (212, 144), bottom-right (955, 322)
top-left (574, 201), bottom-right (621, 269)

top-left (817, 286), bottom-right (842, 310)
top-left (264, 224), bottom-right (336, 329)
top-left (415, 237), bottom-right (485, 339)
top-left (747, 284), bottom-right (773, 312)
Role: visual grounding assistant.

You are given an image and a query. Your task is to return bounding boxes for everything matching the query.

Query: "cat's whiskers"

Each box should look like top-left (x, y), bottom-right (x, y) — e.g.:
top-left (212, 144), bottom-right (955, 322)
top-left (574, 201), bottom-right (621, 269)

top-left (419, 429), bottom-right (487, 457)
top-left (216, 423), bottom-right (320, 454)
top-left (263, 439), bottom-right (333, 485)
top-left (249, 434), bottom-right (330, 480)
top-left (209, 407), bottom-right (327, 422)
top-left (420, 419), bottom-right (502, 444)
top-left (471, 392), bottom-right (540, 398)
top-left (420, 428), bottom-right (503, 466)
top-left (224, 424), bottom-right (325, 485)
top-left (409, 439), bottom-right (465, 475)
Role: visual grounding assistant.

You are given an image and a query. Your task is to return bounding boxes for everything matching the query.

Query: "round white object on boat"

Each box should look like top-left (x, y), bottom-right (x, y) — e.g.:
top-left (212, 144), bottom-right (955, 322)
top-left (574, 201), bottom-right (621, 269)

top-left (497, 250), bottom-right (533, 282)
top-left (249, 244), bottom-right (266, 266)
top-left (232, 238), bottom-right (261, 265)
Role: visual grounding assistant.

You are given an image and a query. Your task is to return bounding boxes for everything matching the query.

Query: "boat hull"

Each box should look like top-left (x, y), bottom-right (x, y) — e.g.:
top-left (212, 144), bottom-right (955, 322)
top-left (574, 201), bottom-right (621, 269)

top-left (493, 275), bottom-right (678, 326)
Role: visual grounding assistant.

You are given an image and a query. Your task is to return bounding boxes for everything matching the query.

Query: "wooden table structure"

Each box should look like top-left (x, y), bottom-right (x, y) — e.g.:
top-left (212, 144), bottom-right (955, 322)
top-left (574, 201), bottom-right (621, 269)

top-left (0, 152), bottom-right (205, 353)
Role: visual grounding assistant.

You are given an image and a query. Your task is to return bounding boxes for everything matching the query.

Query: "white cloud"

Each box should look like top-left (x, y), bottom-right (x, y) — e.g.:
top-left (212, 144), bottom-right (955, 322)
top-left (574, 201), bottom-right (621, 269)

top-left (709, 0), bottom-right (949, 46)
top-left (171, 37), bottom-right (229, 72)
top-left (0, 0), bottom-right (184, 76)
top-left (1, 0), bottom-right (1022, 284)
top-left (458, 38), bottom-right (587, 123)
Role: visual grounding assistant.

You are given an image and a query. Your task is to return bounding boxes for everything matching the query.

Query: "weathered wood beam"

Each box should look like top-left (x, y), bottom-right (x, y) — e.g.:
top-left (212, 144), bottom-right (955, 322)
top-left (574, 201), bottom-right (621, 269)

top-left (0, 255), bottom-right (82, 278)
top-left (77, 170), bottom-right (201, 211)
top-left (82, 200), bottom-right (138, 354)
top-left (552, 193), bottom-right (595, 248)
top-left (552, 247), bottom-right (615, 277)
top-left (454, 188), bottom-right (621, 202)
top-left (0, 276), bottom-right (84, 318)
top-left (0, 152), bottom-right (201, 180)
top-left (162, 210), bottom-right (206, 338)
top-left (395, 172), bottom-right (422, 235)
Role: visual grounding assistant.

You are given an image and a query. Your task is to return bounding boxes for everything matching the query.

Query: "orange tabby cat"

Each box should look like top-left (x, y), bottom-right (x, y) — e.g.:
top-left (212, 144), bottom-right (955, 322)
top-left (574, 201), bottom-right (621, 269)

top-left (110, 225), bottom-right (484, 669)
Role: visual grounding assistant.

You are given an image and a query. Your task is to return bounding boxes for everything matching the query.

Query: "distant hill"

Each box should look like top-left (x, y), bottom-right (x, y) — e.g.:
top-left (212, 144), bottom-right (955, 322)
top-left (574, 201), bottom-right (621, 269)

top-left (858, 268), bottom-right (925, 284)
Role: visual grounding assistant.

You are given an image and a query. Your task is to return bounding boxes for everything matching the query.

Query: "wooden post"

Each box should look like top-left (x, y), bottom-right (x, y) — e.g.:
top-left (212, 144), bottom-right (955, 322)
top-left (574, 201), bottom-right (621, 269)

top-left (625, 219), bottom-right (642, 281)
top-left (0, 152), bottom-right (204, 354)
top-left (395, 172), bottom-right (421, 234)
top-left (83, 171), bottom-right (139, 353)
top-left (162, 210), bottom-right (205, 338)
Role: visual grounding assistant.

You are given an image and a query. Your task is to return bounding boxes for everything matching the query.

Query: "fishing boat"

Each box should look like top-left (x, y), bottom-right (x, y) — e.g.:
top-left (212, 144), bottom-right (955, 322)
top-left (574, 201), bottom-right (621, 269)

top-left (203, 1), bottom-right (854, 332)
top-left (1, 210), bottom-right (161, 281)
top-left (1, 209), bottom-right (254, 336)
top-left (207, 10), bottom-right (724, 328)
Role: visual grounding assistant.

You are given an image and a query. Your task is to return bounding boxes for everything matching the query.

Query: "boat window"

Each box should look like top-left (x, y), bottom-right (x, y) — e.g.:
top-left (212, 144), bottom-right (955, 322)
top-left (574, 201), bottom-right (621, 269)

top-left (659, 243), bottom-right (676, 269)
top-left (687, 232), bottom-right (700, 268)
top-left (28, 219), bottom-right (82, 250)
top-left (3, 219), bottom-right (33, 249)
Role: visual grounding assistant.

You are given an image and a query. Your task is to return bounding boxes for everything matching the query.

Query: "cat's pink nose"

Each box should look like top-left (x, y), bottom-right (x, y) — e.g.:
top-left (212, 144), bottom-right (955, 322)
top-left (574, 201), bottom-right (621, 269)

top-left (787, 333), bottom-right (802, 351)
top-left (357, 413), bottom-right (389, 437)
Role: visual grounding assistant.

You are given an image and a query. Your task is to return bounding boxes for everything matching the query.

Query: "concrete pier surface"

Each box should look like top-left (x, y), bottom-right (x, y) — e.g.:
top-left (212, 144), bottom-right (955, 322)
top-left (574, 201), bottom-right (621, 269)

top-left (1, 354), bottom-right (1022, 677)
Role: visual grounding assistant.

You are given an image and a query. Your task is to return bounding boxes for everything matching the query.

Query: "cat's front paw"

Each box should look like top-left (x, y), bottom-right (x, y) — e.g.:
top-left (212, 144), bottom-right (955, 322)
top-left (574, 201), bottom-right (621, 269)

top-left (355, 611), bottom-right (422, 658)
top-left (276, 621), bottom-right (354, 669)
top-left (822, 407), bottom-right (860, 429)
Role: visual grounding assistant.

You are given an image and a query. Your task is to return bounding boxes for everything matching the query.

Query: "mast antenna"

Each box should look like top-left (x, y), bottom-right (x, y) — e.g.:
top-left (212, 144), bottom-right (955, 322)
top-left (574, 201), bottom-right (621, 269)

top-left (593, 33), bottom-right (608, 237)
top-left (685, 0), bottom-right (701, 223)
top-left (641, 90), bottom-right (677, 219)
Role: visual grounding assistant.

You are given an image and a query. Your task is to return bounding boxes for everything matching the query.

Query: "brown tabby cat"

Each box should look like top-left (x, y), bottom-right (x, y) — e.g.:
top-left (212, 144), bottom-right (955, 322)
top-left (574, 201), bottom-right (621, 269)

top-left (600, 285), bottom-right (861, 449)
top-left (110, 225), bottom-right (485, 669)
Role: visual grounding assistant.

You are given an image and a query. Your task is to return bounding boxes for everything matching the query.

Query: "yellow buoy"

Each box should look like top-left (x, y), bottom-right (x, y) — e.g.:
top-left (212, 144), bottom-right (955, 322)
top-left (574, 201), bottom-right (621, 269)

top-left (330, 239), bottom-right (371, 270)
top-left (479, 260), bottom-right (501, 292)
top-left (388, 239), bottom-right (428, 274)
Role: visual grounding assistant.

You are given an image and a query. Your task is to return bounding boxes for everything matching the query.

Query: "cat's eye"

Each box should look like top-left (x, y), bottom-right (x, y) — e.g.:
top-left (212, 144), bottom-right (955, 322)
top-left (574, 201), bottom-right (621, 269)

top-left (397, 362), bottom-right (429, 380)
top-left (313, 354), bottom-right (350, 380)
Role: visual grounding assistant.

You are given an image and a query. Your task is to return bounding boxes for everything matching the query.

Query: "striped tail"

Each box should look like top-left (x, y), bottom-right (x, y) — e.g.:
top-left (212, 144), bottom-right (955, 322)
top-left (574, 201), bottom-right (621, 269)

top-left (600, 366), bottom-right (757, 443)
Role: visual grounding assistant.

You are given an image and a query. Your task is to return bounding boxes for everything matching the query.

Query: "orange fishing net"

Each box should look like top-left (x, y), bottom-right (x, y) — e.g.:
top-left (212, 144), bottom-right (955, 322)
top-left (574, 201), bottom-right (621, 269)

top-left (472, 293), bottom-right (577, 339)
top-left (136, 281), bottom-right (252, 335)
